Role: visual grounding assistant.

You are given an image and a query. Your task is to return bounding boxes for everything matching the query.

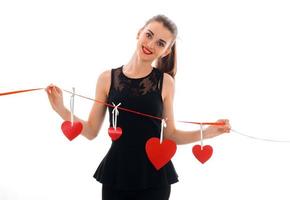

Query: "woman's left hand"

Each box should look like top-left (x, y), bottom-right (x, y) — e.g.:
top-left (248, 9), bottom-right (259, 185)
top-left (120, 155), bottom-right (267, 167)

top-left (204, 119), bottom-right (231, 139)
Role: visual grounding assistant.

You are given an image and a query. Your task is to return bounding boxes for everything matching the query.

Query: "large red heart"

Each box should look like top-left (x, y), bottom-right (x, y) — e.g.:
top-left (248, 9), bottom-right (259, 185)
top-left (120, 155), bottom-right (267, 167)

top-left (145, 137), bottom-right (177, 170)
top-left (61, 121), bottom-right (83, 141)
top-left (192, 145), bottom-right (213, 164)
top-left (108, 127), bottom-right (122, 141)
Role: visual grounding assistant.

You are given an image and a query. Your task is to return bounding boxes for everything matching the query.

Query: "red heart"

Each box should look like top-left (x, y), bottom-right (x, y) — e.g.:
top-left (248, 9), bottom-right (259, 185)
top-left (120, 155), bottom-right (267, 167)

top-left (192, 145), bottom-right (213, 164)
top-left (61, 121), bottom-right (83, 141)
top-left (108, 127), bottom-right (122, 141)
top-left (145, 137), bottom-right (177, 170)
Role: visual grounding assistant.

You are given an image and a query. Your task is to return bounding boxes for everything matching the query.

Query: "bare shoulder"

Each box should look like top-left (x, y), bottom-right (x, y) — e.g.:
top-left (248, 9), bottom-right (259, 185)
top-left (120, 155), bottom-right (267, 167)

top-left (163, 73), bottom-right (175, 86)
top-left (97, 69), bottom-right (111, 97)
top-left (98, 69), bottom-right (111, 81)
top-left (162, 73), bottom-right (175, 100)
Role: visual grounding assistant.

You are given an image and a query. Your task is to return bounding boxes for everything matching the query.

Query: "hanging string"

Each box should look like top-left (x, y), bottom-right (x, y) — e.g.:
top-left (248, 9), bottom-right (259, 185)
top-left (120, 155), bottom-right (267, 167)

top-left (70, 87), bottom-right (75, 125)
top-left (200, 123), bottom-right (204, 149)
top-left (160, 118), bottom-right (167, 143)
top-left (112, 102), bottom-right (121, 130)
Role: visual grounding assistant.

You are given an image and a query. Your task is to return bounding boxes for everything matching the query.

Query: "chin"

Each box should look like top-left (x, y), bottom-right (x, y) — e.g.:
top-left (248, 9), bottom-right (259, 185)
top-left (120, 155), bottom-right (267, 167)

top-left (137, 48), bottom-right (155, 62)
top-left (139, 55), bottom-right (155, 62)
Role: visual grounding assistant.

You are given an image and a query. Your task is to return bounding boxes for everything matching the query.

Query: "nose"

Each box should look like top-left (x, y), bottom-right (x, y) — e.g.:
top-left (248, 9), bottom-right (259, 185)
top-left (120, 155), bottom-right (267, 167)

top-left (147, 40), bottom-right (154, 49)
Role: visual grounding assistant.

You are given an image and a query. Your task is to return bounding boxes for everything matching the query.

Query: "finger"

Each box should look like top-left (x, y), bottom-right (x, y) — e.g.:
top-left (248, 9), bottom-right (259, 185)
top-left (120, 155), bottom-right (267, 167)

top-left (53, 87), bottom-right (63, 97)
top-left (217, 119), bottom-right (227, 123)
top-left (53, 87), bottom-right (59, 95)
top-left (45, 87), bottom-right (52, 94)
top-left (54, 86), bottom-right (62, 94)
top-left (46, 84), bottom-right (55, 93)
top-left (220, 119), bottom-right (230, 126)
top-left (47, 83), bottom-right (54, 89)
top-left (45, 86), bottom-right (57, 97)
top-left (225, 119), bottom-right (230, 125)
top-left (219, 125), bottom-right (230, 133)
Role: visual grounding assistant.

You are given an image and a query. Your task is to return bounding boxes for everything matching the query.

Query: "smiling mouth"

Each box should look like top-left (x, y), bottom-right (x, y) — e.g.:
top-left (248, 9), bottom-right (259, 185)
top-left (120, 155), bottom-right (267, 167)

top-left (142, 46), bottom-right (153, 55)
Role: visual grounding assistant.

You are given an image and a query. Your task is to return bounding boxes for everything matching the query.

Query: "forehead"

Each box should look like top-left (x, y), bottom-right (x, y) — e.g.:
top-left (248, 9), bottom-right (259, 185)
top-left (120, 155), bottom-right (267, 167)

top-left (143, 21), bottom-right (174, 41)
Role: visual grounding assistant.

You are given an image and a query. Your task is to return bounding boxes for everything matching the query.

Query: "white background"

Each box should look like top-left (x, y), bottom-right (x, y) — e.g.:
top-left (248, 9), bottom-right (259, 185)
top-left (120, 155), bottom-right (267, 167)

top-left (1, 0), bottom-right (290, 199)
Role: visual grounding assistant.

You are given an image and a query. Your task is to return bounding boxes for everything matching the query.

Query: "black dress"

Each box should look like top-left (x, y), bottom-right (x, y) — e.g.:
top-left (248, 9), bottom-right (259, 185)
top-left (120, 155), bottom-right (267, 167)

top-left (94, 65), bottom-right (178, 190)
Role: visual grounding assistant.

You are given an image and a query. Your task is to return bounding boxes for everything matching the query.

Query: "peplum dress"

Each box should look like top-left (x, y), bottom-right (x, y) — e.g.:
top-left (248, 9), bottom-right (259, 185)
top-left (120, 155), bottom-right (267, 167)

top-left (93, 65), bottom-right (178, 190)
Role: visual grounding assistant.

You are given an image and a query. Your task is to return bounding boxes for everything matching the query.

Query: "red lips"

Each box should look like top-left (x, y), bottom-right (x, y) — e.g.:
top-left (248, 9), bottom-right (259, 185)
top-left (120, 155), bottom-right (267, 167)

top-left (142, 46), bottom-right (153, 55)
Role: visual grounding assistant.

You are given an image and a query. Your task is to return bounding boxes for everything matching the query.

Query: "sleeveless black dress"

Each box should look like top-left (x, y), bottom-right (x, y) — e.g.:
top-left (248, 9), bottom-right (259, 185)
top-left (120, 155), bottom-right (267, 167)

top-left (93, 65), bottom-right (179, 190)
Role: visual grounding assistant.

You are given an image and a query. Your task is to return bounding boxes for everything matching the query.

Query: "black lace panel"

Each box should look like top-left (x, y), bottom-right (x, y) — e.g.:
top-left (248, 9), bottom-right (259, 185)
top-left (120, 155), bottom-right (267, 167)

top-left (113, 67), bottom-right (161, 97)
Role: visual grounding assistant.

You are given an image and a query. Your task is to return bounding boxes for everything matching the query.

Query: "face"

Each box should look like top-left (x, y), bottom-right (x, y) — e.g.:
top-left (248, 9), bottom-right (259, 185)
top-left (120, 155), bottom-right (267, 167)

top-left (136, 21), bottom-right (175, 62)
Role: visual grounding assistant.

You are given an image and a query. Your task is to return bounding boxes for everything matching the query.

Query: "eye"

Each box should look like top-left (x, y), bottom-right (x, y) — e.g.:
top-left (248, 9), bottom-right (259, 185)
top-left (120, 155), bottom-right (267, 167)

top-left (157, 41), bottom-right (165, 47)
top-left (146, 32), bottom-right (152, 39)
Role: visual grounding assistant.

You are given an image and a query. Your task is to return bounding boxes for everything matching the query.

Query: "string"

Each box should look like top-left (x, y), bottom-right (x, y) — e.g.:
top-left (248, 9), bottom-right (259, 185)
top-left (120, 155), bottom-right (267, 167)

top-left (160, 118), bottom-right (167, 143)
top-left (70, 87), bottom-right (75, 125)
top-left (0, 88), bottom-right (44, 96)
top-left (2, 87), bottom-right (290, 143)
top-left (200, 123), bottom-right (204, 149)
top-left (0, 87), bottom-right (224, 126)
top-left (112, 102), bottom-right (121, 130)
top-left (62, 89), bottom-right (224, 126)
top-left (231, 129), bottom-right (290, 143)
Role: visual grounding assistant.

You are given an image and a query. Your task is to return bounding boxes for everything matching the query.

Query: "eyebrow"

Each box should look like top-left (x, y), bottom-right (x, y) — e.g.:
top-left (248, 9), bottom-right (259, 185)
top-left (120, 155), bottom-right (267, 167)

top-left (147, 29), bottom-right (167, 45)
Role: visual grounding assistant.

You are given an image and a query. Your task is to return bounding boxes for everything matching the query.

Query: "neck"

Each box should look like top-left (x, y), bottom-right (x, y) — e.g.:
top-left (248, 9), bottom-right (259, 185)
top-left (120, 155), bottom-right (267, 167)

top-left (124, 51), bottom-right (153, 75)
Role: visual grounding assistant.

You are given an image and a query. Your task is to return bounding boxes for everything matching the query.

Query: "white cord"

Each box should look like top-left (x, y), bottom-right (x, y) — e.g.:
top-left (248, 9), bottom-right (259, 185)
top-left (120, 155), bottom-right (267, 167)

top-left (160, 118), bottom-right (167, 143)
top-left (200, 123), bottom-right (204, 150)
top-left (231, 129), bottom-right (290, 143)
top-left (112, 102), bottom-right (121, 130)
top-left (70, 87), bottom-right (75, 126)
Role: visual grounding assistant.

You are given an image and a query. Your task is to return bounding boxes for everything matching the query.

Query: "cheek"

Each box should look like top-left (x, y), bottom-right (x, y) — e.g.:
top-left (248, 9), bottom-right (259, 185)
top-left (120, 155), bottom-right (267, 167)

top-left (137, 37), bottom-right (145, 47)
top-left (155, 47), bottom-right (166, 56)
top-left (138, 34), bottom-right (150, 44)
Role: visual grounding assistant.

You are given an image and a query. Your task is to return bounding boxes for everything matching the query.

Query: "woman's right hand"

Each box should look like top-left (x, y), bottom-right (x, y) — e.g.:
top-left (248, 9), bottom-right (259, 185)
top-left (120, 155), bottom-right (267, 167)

top-left (45, 84), bottom-right (65, 114)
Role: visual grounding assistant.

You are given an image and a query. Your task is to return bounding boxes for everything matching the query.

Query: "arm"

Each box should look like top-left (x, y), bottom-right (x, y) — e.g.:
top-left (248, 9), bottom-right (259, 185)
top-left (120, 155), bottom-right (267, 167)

top-left (46, 70), bottom-right (110, 140)
top-left (162, 73), bottom-right (230, 145)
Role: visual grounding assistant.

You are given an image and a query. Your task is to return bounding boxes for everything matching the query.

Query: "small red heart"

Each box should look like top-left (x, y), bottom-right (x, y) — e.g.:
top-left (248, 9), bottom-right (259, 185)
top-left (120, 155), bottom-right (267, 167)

top-left (192, 145), bottom-right (213, 164)
top-left (108, 127), bottom-right (122, 141)
top-left (61, 121), bottom-right (83, 141)
top-left (145, 137), bottom-right (177, 170)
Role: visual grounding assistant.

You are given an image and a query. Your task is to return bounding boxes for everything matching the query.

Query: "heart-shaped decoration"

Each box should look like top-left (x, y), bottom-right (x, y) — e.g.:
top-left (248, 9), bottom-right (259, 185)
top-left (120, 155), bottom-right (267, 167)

top-left (145, 137), bottom-right (177, 170)
top-left (192, 145), bottom-right (213, 164)
top-left (61, 121), bottom-right (83, 141)
top-left (108, 127), bottom-right (123, 141)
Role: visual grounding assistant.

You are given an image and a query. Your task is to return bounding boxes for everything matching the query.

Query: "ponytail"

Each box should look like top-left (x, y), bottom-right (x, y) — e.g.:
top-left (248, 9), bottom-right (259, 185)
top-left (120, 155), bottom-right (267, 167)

top-left (156, 43), bottom-right (177, 79)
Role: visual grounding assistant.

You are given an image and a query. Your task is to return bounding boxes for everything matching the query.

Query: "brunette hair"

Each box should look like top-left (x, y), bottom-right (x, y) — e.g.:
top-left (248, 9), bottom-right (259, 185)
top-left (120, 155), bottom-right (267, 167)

top-left (144, 15), bottom-right (178, 78)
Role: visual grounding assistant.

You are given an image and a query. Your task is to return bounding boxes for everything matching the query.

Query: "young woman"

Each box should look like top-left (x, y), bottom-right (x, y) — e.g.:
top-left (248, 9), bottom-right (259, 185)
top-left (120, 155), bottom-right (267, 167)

top-left (46, 15), bottom-right (231, 200)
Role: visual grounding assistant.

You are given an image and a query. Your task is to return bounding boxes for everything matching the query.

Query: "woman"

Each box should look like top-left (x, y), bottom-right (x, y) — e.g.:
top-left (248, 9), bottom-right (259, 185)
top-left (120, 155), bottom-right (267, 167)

top-left (46, 14), bottom-right (231, 200)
